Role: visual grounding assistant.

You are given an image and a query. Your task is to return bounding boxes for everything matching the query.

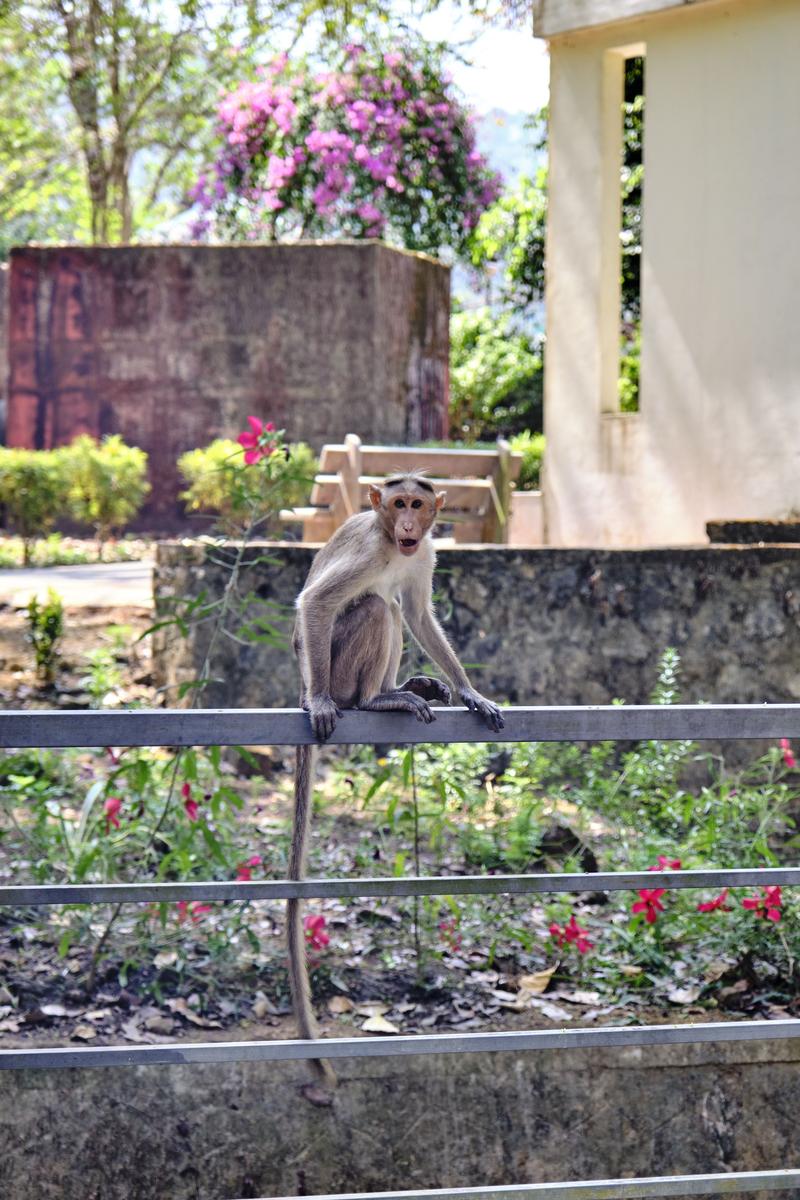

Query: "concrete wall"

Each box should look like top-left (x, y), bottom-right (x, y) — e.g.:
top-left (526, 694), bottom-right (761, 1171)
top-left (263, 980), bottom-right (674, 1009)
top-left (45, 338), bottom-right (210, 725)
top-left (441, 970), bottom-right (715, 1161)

top-left (4, 243), bottom-right (450, 524)
top-left (1, 1039), bottom-right (799, 1200)
top-left (152, 542), bottom-right (800, 710)
top-left (543, 0), bottom-right (800, 546)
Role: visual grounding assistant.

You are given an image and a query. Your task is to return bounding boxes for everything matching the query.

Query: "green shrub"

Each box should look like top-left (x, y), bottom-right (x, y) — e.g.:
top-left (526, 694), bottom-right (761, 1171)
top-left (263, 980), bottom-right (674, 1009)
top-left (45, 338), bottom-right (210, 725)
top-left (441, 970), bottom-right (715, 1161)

top-left (61, 435), bottom-right (150, 556)
top-left (0, 448), bottom-right (69, 565)
top-left (510, 431), bottom-right (545, 491)
top-left (178, 437), bottom-right (316, 536)
top-left (449, 307), bottom-right (543, 441)
top-left (26, 588), bottom-right (64, 685)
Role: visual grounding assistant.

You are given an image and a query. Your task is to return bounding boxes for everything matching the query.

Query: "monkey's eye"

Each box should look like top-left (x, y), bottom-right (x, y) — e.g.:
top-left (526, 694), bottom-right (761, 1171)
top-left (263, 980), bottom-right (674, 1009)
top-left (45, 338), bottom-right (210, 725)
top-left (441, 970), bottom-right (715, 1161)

top-left (394, 499), bottom-right (406, 508)
top-left (411, 499), bottom-right (422, 509)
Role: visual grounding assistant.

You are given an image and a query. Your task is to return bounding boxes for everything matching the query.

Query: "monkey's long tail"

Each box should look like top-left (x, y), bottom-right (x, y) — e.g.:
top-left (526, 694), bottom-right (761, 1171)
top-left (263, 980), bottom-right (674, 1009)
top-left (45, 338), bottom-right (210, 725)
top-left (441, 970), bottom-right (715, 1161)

top-left (287, 744), bottom-right (338, 1091)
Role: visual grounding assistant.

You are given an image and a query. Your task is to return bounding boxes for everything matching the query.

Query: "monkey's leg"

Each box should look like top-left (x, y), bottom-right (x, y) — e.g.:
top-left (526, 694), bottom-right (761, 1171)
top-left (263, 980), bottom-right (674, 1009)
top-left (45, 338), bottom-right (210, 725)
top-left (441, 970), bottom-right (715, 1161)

top-left (330, 595), bottom-right (395, 706)
top-left (359, 689), bottom-right (436, 722)
top-left (398, 676), bottom-right (451, 703)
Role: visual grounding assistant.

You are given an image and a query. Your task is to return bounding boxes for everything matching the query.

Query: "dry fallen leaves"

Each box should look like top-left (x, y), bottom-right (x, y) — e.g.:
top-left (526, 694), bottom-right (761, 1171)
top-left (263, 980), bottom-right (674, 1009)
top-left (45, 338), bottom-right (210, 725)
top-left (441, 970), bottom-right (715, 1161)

top-left (361, 1014), bottom-right (400, 1034)
top-left (327, 996), bottom-right (354, 1015)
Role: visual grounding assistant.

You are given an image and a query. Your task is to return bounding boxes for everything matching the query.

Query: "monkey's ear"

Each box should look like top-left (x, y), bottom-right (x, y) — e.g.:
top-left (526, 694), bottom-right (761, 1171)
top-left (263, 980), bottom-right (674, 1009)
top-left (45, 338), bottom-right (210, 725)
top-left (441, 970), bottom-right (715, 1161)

top-left (435, 491), bottom-right (446, 512)
top-left (368, 485), bottom-right (383, 511)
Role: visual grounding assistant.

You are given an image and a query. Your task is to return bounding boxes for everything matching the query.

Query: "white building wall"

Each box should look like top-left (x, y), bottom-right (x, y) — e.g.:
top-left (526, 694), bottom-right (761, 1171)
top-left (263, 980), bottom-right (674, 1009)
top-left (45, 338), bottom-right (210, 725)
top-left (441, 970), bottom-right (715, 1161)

top-left (543, 0), bottom-right (800, 546)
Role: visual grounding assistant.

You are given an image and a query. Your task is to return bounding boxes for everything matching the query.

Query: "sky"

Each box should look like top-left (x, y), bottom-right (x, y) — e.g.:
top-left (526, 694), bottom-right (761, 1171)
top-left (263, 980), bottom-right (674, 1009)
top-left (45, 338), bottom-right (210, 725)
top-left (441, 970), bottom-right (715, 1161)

top-left (418, 2), bottom-right (550, 114)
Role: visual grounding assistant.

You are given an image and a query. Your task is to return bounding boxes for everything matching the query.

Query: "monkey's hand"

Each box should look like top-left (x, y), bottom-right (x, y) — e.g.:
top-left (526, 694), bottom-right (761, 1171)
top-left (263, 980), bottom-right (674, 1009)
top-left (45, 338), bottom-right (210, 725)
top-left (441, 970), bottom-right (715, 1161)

top-left (458, 687), bottom-right (505, 733)
top-left (305, 693), bottom-right (343, 741)
top-left (398, 676), bottom-right (451, 704)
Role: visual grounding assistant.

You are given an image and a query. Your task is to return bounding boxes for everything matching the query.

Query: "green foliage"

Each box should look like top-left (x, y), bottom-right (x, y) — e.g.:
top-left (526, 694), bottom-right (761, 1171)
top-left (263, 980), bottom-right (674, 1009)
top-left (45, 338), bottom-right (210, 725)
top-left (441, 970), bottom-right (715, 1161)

top-left (26, 589), bottom-right (64, 685)
top-left (178, 438), bottom-right (316, 536)
top-left (510, 430), bottom-right (545, 491)
top-left (470, 167), bottom-right (547, 319)
top-left (619, 325), bottom-right (641, 413)
top-left (0, 741), bottom-right (283, 982)
top-left (449, 307), bottom-right (543, 440)
top-left (61, 435), bottom-right (150, 553)
top-left (331, 649), bottom-right (800, 989)
top-left (0, 533), bottom-right (146, 568)
top-left (0, 447), bottom-right (69, 564)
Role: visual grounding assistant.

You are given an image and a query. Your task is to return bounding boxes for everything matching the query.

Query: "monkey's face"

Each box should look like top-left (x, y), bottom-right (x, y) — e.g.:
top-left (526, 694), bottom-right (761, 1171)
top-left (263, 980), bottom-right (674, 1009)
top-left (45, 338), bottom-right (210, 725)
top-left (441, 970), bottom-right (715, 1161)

top-left (370, 483), bottom-right (446, 556)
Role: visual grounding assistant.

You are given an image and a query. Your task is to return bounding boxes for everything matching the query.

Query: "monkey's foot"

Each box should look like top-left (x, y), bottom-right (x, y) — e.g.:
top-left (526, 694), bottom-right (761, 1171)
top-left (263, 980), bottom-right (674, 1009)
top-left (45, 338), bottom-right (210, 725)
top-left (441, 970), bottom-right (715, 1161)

top-left (398, 676), bottom-right (451, 704)
top-left (360, 690), bottom-right (435, 723)
top-left (305, 693), bottom-right (343, 741)
top-left (301, 1081), bottom-right (335, 1107)
top-left (458, 686), bottom-right (505, 732)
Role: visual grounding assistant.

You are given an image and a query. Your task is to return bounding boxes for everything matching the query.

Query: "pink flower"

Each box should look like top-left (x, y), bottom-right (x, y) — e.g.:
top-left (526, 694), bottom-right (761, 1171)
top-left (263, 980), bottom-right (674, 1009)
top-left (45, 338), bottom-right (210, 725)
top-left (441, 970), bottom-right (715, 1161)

top-left (237, 415), bottom-right (277, 465)
top-left (631, 888), bottom-right (666, 925)
top-left (103, 795), bottom-right (122, 832)
top-left (177, 900), bottom-right (213, 924)
top-left (182, 782), bottom-right (199, 822)
top-left (697, 888), bottom-right (732, 913)
top-left (303, 913), bottom-right (329, 951)
top-left (742, 885), bottom-right (782, 922)
top-left (780, 738), bottom-right (797, 768)
top-left (550, 913), bottom-right (593, 954)
top-left (648, 855), bottom-right (682, 872)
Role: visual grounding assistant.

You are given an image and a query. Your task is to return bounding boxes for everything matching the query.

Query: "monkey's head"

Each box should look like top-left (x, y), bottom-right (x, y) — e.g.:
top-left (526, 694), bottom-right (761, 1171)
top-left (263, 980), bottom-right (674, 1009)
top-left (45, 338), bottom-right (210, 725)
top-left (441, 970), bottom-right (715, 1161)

top-left (369, 475), bottom-right (446, 557)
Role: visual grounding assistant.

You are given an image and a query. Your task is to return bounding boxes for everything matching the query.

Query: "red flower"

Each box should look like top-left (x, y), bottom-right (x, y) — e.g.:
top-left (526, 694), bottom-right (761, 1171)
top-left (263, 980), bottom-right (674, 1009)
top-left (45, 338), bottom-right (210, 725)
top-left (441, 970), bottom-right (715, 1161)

top-left (742, 885), bottom-right (782, 922)
top-left (182, 782), bottom-right (199, 822)
top-left (549, 913), bottom-right (593, 954)
top-left (697, 888), bottom-right (732, 913)
top-left (236, 854), bottom-right (262, 881)
top-left (303, 913), bottom-right (330, 951)
top-left (177, 900), bottom-right (213, 924)
top-left (439, 917), bottom-right (462, 952)
top-left (631, 888), bottom-right (666, 925)
top-left (103, 795), bottom-right (122, 832)
top-left (780, 739), bottom-right (797, 768)
top-left (237, 416), bottom-right (277, 465)
top-left (648, 855), bottom-right (682, 871)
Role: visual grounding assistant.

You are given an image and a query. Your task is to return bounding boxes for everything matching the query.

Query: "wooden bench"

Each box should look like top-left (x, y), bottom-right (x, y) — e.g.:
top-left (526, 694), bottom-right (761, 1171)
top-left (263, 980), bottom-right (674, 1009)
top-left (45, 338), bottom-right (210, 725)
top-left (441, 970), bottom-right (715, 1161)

top-left (283, 434), bottom-right (522, 543)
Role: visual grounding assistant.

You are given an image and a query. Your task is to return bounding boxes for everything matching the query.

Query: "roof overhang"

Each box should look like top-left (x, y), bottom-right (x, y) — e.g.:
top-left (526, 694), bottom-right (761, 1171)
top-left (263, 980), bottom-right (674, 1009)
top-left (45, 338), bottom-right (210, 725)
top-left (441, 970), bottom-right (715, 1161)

top-left (533, 0), bottom-right (714, 38)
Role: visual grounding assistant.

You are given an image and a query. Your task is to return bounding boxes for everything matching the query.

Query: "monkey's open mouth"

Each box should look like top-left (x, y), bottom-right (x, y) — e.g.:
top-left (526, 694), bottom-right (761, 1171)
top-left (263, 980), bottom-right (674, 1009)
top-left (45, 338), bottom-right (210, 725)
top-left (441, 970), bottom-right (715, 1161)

top-left (398, 538), bottom-right (419, 554)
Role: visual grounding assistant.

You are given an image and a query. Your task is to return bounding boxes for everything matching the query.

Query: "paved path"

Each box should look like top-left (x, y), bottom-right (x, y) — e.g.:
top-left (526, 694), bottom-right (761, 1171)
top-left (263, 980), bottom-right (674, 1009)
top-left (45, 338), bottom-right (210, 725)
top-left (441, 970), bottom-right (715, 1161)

top-left (0, 561), bottom-right (154, 608)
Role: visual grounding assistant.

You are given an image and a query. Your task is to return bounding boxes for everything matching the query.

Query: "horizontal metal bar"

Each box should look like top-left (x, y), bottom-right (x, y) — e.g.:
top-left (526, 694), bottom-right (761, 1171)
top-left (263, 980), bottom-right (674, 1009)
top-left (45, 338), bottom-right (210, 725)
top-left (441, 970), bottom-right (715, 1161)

top-left (246, 1169), bottom-right (800, 1200)
top-left (3, 704), bottom-right (800, 748)
top-left (2, 867), bottom-right (800, 907)
top-left (2, 1018), bottom-right (800, 1072)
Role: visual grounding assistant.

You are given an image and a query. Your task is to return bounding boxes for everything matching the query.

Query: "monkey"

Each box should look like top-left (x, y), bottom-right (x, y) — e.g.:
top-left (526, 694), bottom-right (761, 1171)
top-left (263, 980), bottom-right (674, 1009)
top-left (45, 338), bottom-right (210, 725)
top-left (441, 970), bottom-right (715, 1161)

top-left (288, 472), bottom-right (504, 1098)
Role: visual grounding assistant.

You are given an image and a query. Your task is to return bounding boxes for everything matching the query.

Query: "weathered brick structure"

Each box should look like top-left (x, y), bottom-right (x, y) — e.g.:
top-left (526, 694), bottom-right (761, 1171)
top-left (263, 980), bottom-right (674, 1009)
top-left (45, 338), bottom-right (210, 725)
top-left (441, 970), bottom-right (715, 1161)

top-left (4, 243), bottom-right (450, 524)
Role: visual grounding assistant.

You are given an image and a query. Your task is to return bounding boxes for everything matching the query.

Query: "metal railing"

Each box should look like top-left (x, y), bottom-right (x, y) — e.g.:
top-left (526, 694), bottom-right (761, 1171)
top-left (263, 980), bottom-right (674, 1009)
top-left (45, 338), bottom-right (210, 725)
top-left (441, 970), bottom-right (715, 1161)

top-left (2, 703), bottom-right (800, 1200)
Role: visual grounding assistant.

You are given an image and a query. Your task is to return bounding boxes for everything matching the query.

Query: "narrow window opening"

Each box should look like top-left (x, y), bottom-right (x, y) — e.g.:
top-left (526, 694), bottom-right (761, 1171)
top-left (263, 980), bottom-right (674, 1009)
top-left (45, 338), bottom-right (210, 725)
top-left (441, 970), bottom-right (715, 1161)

top-left (619, 52), bottom-right (645, 412)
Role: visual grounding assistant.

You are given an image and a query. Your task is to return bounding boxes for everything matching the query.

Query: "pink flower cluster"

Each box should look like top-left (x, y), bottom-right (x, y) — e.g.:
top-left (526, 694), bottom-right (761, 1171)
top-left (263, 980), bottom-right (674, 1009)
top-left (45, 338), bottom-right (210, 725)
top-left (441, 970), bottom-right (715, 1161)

top-left (190, 43), bottom-right (501, 254)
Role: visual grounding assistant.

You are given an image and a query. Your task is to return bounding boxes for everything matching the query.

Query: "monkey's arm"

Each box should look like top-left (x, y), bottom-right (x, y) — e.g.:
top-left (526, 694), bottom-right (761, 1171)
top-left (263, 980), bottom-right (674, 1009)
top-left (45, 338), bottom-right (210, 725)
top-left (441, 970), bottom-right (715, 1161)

top-left (401, 576), bottom-right (504, 732)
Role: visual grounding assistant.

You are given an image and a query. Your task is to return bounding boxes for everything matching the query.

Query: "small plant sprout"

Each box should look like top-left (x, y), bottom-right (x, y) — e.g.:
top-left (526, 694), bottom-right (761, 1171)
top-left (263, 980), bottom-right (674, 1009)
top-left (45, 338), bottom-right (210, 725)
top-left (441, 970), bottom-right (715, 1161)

top-left (26, 588), bottom-right (65, 685)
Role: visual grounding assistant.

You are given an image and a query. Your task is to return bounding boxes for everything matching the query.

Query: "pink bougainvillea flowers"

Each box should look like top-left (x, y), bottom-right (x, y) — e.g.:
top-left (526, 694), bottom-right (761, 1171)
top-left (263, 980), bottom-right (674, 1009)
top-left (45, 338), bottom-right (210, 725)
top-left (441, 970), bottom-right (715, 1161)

top-left (103, 795), bottom-right (122, 832)
top-left (648, 855), bottom-right (682, 871)
top-left (182, 782), bottom-right (199, 822)
top-left (631, 888), bottom-right (666, 925)
top-left (742, 885), bottom-right (782, 922)
top-left (549, 913), bottom-right (594, 954)
top-left (780, 738), bottom-right (797, 768)
top-left (237, 416), bottom-right (277, 465)
top-left (303, 913), bottom-right (330, 950)
top-left (697, 888), bottom-right (732, 913)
